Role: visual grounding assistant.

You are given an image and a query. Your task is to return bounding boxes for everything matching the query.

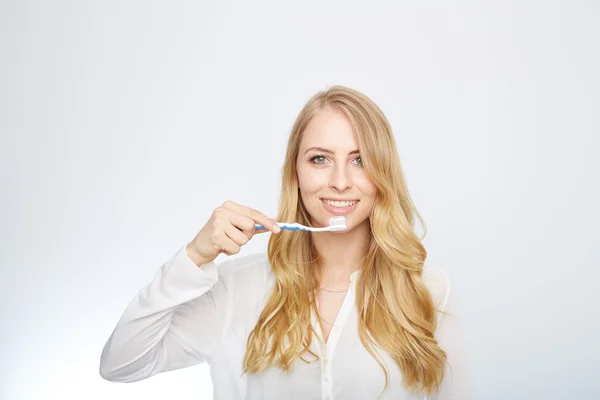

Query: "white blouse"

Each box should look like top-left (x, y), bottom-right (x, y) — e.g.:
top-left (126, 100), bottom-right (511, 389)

top-left (100, 244), bottom-right (472, 399)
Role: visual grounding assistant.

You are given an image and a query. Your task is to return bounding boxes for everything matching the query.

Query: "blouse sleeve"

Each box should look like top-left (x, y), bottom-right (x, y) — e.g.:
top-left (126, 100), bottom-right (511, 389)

top-left (429, 272), bottom-right (474, 400)
top-left (99, 244), bottom-right (233, 382)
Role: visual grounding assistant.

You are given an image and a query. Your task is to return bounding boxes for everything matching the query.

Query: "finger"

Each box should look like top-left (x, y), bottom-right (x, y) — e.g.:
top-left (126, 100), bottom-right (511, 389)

top-left (217, 234), bottom-right (241, 256)
top-left (224, 224), bottom-right (251, 247)
top-left (225, 211), bottom-right (256, 238)
top-left (223, 201), bottom-right (279, 234)
top-left (216, 209), bottom-right (258, 239)
top-left (252, 218), bottom-right (278, 235)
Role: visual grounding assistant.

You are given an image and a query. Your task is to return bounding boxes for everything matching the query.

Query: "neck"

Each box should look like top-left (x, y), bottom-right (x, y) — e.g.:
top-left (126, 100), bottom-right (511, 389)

top-left (312, 218), bottom-right (370, 287)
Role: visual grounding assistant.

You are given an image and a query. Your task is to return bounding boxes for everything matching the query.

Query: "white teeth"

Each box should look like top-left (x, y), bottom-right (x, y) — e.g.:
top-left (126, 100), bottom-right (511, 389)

top-left (323, 199), bottom-right (358, 207)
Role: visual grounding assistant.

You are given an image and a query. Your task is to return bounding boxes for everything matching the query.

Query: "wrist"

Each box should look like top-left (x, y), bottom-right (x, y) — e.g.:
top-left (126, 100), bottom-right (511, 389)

top-left (185, 243), bottom-right (210, 267)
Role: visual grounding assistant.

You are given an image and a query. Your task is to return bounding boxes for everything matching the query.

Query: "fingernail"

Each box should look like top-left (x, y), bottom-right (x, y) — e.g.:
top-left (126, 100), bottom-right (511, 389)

top-left (273, 225), bottom-right (281, 233)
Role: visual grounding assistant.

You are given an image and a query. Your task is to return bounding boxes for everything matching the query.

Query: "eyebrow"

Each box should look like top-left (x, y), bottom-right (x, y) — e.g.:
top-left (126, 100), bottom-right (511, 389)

top-left (304, 147), bottom-right (360, 156)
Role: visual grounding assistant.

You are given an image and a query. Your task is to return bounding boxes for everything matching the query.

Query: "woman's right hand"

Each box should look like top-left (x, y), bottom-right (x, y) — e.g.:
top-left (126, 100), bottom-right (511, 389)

top-left (186, 201), bottom-right (281, 267)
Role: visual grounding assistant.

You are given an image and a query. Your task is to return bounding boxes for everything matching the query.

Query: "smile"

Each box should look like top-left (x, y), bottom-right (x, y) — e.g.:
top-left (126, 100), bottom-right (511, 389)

top-left (322, 199), bottom-right (359, 207)
top-left (320, 199), bottom-right (360, 215)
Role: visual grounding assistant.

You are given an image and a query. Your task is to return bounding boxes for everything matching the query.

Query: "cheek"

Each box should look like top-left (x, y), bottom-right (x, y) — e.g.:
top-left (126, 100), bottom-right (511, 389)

top-left (356, 176), bottom-right (377, 197)
top-left (297, 168), bottom-right (326, 193)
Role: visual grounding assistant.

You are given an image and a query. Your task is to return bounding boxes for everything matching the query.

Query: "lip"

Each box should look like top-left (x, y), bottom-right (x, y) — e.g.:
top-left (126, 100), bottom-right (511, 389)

top-left (321, 199), bottom-right (360, 215)
top-left (320, 198), bottom-right (360, 201)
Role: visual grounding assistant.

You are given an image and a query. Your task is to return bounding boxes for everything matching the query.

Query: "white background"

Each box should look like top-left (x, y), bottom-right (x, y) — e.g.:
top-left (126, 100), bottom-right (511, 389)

top-left (1, 1), bottom-right (599, 399)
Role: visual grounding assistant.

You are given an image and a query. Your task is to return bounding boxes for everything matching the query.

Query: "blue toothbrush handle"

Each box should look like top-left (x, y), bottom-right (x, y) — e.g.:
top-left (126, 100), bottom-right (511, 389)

top-left (255, 223), bottom-right (304, 231)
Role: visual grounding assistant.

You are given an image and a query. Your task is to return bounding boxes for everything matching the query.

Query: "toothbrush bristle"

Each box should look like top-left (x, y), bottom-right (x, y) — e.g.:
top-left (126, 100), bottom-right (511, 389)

top-left (328, 216), bottom-right (347, 231)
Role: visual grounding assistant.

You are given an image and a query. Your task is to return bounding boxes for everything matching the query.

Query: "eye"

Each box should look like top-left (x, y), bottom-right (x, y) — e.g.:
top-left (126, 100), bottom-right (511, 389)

top-left (353, 156), bottom-right (363, 166)
top-left (310, 155), bottom-right (328, 164)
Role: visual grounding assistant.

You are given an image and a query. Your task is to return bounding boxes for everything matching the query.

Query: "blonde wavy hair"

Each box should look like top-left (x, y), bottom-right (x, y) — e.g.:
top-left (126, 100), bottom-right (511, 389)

top-left (241, 85), bottom-right (447, 396)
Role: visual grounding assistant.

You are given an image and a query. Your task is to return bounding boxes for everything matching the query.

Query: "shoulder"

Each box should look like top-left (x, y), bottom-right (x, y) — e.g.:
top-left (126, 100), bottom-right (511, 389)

top-left (421, 264), bottom-right (451, 312)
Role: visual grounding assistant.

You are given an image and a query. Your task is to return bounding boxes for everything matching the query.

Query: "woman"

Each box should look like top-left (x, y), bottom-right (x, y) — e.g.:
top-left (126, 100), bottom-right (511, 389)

top-left (100, 85), bottom-right (471, 399)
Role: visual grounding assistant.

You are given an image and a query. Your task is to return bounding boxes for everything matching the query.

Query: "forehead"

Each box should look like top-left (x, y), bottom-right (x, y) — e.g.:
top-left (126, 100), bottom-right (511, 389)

top-left (299, 108), bottom-right (358, 152)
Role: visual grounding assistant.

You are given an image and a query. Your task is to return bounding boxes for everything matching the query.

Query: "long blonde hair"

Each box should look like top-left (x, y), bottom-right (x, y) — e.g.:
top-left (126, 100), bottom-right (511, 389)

top-left (242, 85), bottom-right (447, 395)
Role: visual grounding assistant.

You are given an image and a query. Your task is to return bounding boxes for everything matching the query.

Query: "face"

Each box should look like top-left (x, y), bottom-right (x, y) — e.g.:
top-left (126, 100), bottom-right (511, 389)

top-left (296, 108), bottom-right (377, 232)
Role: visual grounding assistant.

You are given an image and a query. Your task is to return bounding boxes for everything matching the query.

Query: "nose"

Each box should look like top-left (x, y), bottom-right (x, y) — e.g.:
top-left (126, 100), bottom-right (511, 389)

top-left (329, 163), bottom-right (352, 192)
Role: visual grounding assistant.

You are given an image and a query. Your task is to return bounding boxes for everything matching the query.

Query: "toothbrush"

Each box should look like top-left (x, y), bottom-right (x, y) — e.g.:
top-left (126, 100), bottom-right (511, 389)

top-left (255, 216), bottom-right (347, 232)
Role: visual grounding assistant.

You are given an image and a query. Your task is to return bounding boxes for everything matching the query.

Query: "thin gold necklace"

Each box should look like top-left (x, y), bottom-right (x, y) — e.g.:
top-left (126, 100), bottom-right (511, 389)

top-left (319, 287), bottom-right (348, 293)
top-left (319, 315), bottom-right (335, 325)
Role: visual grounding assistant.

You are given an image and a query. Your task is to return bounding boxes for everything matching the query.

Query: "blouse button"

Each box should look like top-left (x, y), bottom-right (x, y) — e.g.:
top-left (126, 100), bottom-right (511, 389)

top-left (324, 376), bottom-right (329, 381)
